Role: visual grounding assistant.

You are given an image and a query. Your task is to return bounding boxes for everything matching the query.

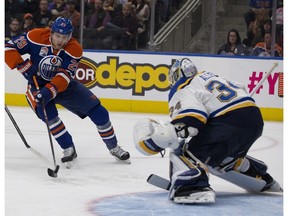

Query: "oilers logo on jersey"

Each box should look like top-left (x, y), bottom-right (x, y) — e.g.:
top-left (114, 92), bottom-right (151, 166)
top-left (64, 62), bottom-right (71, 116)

top-left (39, 55), bottom-right (63, 81)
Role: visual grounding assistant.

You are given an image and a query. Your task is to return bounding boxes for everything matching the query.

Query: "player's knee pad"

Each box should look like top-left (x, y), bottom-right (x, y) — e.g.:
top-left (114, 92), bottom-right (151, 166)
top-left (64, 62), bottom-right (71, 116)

top-left (88, 104), bottom-right (109, 126)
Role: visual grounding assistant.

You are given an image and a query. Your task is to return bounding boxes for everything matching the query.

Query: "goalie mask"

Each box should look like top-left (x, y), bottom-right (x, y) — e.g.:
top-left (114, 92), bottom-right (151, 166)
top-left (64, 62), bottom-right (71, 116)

top-left (133, 118), bottom-right (179, 156)
top-left (168, 58), bottom-right (198, 86)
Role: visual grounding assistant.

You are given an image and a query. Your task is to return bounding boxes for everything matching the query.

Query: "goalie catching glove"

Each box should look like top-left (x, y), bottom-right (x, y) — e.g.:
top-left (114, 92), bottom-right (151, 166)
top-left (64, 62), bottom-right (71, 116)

top-left (133, 118), bottom-right (181, 156)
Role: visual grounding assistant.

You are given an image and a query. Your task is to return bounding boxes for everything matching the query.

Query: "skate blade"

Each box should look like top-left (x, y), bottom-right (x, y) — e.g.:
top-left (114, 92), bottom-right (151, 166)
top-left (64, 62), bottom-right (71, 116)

top-left (64, 159), bottom-right (77, 169)
top-left (263, 181), bottom-right (283, 193)
top-left (114, 157), bottom-right (131, 164)
top-left (173, 191), bottom-right (216, 204)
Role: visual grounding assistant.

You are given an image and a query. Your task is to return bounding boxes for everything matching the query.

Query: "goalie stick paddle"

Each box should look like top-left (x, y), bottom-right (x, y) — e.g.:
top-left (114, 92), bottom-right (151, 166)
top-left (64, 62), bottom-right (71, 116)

top-left (147, 174), bottom-right (171, 190)
top-left (33, 76), bottom-right (60, 178)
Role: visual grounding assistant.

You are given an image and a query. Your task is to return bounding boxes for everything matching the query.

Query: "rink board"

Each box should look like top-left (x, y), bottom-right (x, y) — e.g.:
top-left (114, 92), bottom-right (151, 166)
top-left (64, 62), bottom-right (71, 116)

top-left (5, 51), bottom-right (283, 121)
top-left (4, 93), bottom-right (283, 121)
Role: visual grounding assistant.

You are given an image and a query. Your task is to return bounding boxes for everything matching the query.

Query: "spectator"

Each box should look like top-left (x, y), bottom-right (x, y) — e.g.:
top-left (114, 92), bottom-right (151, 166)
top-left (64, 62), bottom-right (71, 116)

top-left (242, 0), bottom-right (271, 48)
top-left (250, 31), bottom-right (282, 57)
top-left (217, 29), bottom-right (249, 56)
top-left (251, 18), bottom-right (272, 47)
top-left (275, 1), bottom-right (283, 48)
top-left (102, 2), bottom-right (138, 50)
top-left (60, 0), bottom-right (81, 40)
top-left (85, 0), bottom-right (96, 12)
top-left (84, 0), bottom-right (111, 29)
top-left (83, 0), bottom-right (111, 48)
top-left (5, 0), bottom-right (23, 33)
top-left (22, 13), bottom-right (36, 33)
top-left (21, 0), bottom-right (39, 14)
top-left (50, 0), bottom-right (66, 17)
top-left (5, 17), bottom-right (23, 43)
top-left (103, 0), bottom-right (122, 18)
top-left (243, 0), bottom-right (272, 29)
top-left (135, 0), bottom-right (150, 48)
top-left (33, 0), bottom-right (53, 27)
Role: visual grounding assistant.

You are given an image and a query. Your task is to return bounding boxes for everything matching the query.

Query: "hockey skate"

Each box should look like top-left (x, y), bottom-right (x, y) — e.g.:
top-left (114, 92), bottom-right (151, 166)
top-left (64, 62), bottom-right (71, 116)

top-left (61, 146), bottom-right (77, 169)
top-left (110, 145), bottom-right (131, 164)
top-left (260, 174), bottom-right (283, 192)
top-left (172, 185), bottom-right (216, 204)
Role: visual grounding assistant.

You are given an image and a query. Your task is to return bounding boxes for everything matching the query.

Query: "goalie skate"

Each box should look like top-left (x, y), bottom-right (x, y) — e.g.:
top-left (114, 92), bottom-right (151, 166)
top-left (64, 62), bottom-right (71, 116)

top-left (262, 180), bottom-right (283, 192)
top-left (110, 145), bottom-right (131, 164)
top-left (173, 187), bottom-right (216, 204)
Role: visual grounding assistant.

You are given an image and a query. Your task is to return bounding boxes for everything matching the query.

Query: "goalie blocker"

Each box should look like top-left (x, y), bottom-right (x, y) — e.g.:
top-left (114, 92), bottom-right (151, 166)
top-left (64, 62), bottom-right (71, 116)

top-left (134, 118), bottom-right (282, 204)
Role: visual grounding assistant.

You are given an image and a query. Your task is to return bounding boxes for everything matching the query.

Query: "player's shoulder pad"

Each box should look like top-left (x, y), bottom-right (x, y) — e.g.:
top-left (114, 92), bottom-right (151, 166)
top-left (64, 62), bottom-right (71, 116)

top-left (64, 38), bottom-right (83, 59)
top-left (27, 27), bottom-right (50, 45)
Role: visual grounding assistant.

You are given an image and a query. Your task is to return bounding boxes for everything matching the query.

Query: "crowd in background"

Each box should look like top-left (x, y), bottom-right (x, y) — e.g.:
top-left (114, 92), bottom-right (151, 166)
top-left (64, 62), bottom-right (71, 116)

top-left (5, 0), bottom-right (186, 50)
top-left (5, 0), bottom-right (283, 55)
top-left (217, 0), bottom-right (283, 57)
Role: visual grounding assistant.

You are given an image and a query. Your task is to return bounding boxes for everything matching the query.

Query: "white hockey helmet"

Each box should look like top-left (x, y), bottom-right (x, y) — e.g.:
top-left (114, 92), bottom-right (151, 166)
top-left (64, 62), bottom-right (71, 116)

top-left (168, 58), bottom-right (198, 86)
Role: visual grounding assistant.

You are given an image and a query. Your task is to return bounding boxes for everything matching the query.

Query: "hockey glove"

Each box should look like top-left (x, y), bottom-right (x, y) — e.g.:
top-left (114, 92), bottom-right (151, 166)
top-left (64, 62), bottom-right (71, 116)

top-left (16, 59), bottom-right (36, 81)
top-left (174, 123), bottom-right (199, 138)
top-left (34, 83), bottom-right (58, 105)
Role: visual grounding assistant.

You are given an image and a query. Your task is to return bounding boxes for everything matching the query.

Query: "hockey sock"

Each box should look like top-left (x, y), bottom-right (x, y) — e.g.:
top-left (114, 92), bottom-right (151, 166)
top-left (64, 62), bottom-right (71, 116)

top-left (48, 116), bottom-right (73, 149)
top-left (88, 105), bottom-right (118, 150)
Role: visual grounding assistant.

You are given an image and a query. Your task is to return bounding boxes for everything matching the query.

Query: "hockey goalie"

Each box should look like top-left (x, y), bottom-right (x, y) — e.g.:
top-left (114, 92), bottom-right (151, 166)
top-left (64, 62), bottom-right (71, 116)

top-left (133, 58), bottom-right (282, 204)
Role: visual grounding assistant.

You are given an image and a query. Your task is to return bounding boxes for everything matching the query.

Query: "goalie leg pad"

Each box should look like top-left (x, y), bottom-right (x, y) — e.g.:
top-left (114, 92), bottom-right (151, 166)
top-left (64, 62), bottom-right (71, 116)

top-left (210, 155), bottom-right (282, 193)
top-left (169, 150), bottom-right (214, 203)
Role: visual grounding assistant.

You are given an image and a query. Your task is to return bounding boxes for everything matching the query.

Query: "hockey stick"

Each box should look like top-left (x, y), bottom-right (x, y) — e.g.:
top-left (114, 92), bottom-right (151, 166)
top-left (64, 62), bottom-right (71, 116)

top-left (147, 174), bottom-right (170, 190)
top-left (249, 62), bottom-right (279, 97)
top-left (33, 76), bottom-right (60, 178)
top-left (5, 104), bottom-right (51, 165)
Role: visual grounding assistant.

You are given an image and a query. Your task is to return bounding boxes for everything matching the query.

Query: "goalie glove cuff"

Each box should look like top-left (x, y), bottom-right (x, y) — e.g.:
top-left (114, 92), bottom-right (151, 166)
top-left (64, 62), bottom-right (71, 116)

top-left (175, 123), bottom-right (199, 138)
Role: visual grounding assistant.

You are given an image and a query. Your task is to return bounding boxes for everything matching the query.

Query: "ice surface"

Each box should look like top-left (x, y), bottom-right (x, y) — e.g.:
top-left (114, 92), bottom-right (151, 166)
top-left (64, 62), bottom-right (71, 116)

top-left (5, 106), bottom-right (284, 216)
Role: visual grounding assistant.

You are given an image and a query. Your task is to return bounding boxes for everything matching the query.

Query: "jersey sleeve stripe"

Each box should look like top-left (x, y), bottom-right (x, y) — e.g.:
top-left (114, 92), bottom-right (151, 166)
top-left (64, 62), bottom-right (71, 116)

top-left (172, 112), bottom-right (207, 124)
top-left (210, 97), bottom-right (256, 118)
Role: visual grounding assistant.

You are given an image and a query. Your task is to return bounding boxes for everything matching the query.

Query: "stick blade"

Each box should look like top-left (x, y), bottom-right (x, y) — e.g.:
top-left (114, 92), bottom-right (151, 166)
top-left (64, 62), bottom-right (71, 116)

top-left (147, 174), bottom-right (171, 190)
top-left (47, 165), bottom-right (60, 178)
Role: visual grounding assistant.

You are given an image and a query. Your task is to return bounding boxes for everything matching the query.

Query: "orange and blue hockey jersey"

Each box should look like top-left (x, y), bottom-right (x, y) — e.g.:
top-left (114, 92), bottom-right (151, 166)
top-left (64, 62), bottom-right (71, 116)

top-left (5, 27), bottom-right (83, 91)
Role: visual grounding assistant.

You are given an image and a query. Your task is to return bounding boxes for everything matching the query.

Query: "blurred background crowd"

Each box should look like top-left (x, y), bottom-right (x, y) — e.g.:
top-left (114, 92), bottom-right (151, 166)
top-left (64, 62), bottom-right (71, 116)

top-left (5, 0), bottom-right (283, 56)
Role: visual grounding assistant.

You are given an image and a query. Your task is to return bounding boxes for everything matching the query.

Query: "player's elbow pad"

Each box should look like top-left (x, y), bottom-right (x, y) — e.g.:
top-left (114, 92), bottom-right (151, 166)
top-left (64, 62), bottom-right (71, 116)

top-left (50, 72), bottom-right (70, 92)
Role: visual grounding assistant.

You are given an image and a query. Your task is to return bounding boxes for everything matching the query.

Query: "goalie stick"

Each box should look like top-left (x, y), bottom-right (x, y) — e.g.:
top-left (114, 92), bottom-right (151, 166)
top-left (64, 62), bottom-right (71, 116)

top-left (147, 174), bottom-right (171, 190)
top-left (5, 104), bottom-right (51, 165)
top-left (249, 62), bottom-right (279, 97)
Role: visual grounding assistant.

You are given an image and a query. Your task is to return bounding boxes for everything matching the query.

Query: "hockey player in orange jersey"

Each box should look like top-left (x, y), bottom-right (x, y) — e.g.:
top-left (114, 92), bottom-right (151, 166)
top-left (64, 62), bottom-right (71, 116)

top-left (5, 17), bottom-right (131, 167)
